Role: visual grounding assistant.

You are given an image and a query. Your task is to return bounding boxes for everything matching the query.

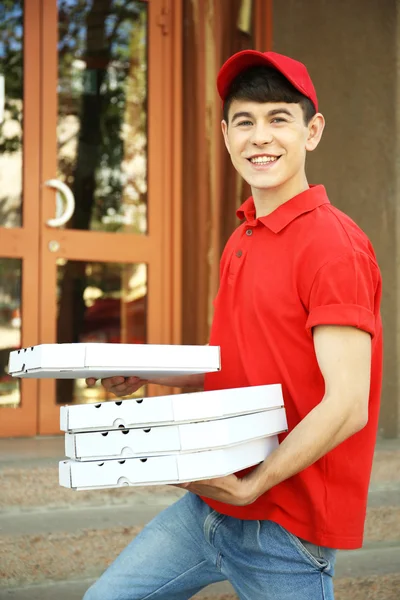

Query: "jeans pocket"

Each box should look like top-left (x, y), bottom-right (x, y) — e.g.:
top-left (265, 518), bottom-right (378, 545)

top-left (280, 526), bottom-right (336, 572)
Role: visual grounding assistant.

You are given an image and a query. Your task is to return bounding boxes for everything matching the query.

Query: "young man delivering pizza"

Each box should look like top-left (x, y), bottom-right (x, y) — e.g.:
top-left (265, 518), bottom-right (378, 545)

top-left (84, 50), bottom-right (382, 600)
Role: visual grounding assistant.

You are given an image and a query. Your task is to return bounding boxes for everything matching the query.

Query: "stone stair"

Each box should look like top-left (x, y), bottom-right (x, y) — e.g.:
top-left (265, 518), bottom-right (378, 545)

top-left (0, 436), bottom-right (399, 600)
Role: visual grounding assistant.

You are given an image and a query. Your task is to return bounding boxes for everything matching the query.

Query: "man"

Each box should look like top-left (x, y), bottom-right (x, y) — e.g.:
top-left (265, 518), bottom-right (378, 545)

top-left (84, 50), bottom-right (382, 600)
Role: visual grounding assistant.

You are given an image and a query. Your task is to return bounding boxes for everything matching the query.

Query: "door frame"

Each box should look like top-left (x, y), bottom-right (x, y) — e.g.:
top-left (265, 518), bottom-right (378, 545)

top-left (0, 0), bottom-right (41, 437)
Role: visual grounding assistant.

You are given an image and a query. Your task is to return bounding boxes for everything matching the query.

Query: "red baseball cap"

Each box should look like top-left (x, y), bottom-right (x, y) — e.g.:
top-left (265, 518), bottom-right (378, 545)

top-left (217, 50), bottom-right (318, 112)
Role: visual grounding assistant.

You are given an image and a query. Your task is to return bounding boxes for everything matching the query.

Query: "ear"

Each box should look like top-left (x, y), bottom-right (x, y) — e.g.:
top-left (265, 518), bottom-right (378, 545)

top-left (305, 113), bottom-right (325, 152)
top-left (221, 120), bottom-right (231, 154)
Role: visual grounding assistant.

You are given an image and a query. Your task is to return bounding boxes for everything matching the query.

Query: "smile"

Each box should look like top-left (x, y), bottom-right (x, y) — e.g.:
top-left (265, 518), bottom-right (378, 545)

top-left (247, 155), bottom-right (281, 166)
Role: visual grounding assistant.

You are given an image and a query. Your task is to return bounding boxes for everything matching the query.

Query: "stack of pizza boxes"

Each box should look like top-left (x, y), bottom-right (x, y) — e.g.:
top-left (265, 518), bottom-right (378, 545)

top-left (8, 343), bottom-right (287, 490)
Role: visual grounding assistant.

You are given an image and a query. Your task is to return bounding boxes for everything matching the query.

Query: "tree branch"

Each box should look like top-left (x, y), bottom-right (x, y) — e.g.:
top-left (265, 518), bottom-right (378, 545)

top-left (106, 1), bottom-right (141, 45)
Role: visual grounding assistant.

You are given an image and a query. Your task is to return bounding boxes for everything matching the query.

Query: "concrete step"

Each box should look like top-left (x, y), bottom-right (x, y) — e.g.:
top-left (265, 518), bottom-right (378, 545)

top-left (369, 438), bottom-right (400, 483)
top-left (0, 502), bottom-right (169, 536)
top-left (364, 484), bottom-right (400, 542)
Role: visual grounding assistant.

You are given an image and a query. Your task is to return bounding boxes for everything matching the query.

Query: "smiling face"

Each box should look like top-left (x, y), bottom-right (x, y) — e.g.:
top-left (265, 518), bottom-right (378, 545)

top-left (222, 100), bottom-right (324, 203)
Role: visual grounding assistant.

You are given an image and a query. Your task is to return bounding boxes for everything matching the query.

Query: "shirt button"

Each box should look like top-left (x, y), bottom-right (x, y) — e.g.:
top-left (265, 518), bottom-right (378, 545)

top-left (246, 229), bottom-right (253, 236)
top-left (236, 250), bottom-right (243, 258)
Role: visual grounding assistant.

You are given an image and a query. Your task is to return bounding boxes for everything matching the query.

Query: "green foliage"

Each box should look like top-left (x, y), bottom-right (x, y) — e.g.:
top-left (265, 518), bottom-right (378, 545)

top-left (57, 0), bottom-right (148, 233)
top-left (0, 1), bottom-right (23, 158)
top-left (1, 0), bottom-right (148, 234)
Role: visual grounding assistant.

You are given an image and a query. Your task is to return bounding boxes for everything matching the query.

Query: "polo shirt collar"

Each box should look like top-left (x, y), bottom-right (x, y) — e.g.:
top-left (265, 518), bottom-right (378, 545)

top-left (236, 185), bottom-right (330, 233)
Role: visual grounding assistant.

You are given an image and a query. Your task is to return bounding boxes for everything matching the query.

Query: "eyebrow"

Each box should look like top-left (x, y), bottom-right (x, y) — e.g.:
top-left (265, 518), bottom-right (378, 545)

top-left (267, 108), bottom-right (294, 118)
top-left (231, 108), bottom-right (295, 123)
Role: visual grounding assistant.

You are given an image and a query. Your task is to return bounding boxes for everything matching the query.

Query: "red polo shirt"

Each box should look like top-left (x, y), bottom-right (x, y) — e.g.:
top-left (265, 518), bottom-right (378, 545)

top-left (203, 185), bottom-right (382, 550)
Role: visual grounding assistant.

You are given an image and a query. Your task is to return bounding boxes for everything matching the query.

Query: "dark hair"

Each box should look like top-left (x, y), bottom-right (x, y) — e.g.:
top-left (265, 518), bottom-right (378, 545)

top-left (223, 66), bottom-right (316, 125)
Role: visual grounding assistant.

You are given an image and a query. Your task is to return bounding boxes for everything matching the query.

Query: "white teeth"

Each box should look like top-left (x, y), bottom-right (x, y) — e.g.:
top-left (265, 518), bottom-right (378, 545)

top-left (250, 156), bottom-right (278, 164)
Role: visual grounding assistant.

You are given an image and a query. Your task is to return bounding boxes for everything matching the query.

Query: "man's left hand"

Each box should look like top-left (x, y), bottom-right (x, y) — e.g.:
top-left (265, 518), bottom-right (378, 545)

top-left (173, 473), bottom-right (260, 506)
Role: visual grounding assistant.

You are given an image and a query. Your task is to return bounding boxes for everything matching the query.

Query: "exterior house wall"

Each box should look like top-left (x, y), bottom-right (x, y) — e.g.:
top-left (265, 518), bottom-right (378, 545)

top-left (272, 0), bottom-right (399, 437)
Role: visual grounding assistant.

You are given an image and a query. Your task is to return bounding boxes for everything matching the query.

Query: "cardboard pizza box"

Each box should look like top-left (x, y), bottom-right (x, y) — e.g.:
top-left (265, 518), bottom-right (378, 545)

top-left (65, 407), bottom-right (288, 460)
top-left (8, 343), bottom-right (220, 379)
top-left (59, 435), bottom-right (278, 490)
top-left (60, 384), bottom-right (284, 432)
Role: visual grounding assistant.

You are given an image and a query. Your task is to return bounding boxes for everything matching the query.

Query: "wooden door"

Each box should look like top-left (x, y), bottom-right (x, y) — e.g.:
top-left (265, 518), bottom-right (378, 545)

top-left (0, 0), bottom-right (182, 437)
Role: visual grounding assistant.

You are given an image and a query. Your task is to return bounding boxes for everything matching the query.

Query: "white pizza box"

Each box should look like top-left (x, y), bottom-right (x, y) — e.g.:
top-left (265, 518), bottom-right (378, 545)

top-left (65, 407), bottom-right (288, 460)
top-left (8, 343), bottom-right (220, 379)
top-left (60, 384), bottom-right (284, 432)
top-left (59, 435), bottom-right (278, 490)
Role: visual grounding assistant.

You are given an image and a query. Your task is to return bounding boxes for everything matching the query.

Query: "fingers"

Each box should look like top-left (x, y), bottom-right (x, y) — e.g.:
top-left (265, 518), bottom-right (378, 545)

top-left (101, 376), bottom-right (127, 391)
top-left (85, 376), bottom-right (125, 389)
top-left (85, 376), bottom-right (147, 397)
top-left (101, 376), bottom-right (147, 397)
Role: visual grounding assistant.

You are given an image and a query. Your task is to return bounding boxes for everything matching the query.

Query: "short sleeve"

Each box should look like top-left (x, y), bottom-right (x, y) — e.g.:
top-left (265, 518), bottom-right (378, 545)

top-left (305, 252), bottom-right (380, 337)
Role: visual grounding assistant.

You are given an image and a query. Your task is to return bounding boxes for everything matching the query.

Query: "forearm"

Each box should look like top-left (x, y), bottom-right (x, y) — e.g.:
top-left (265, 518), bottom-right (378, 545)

top-left (148, 373), bottom-right (204, 390)
top-left (246, 393), bottom-right (367, 498)
top-left (177, 327), bottom-right (372, 508)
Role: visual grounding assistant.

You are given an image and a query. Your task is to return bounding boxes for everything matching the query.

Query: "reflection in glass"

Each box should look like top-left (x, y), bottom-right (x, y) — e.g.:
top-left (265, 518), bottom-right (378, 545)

top-left (0, 1), bottom-right (23, 228)
top-left (56, 259), bottom-right (147, 404)
top-left (0, 259), bottom-right (21, 408)
top-left (57, 0), bottom-right (148, 234)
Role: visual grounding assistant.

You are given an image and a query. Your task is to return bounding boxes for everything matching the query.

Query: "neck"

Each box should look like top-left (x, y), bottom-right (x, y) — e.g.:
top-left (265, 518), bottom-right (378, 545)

top-left (252, 173), bottom-right (309, 218)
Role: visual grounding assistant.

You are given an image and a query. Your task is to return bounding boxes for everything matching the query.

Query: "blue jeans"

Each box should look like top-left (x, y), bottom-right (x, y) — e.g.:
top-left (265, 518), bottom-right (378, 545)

top-left (84, 492), bottom-right (336, 600)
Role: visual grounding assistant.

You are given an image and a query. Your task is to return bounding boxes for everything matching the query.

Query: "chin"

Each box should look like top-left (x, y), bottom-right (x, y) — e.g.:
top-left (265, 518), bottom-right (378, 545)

top-left (247, 175), bottom-right (284, 190)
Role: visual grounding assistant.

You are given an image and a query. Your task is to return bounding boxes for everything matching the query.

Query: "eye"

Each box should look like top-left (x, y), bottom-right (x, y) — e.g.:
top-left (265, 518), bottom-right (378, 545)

top-left (271, 117), bottom-right (287, 124)
top-left (237, 120), bottom-right (253, 127)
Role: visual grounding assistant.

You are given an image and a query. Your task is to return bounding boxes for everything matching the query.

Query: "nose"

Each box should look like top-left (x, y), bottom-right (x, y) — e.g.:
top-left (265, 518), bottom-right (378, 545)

top-left (250, 124), bottom-right (273, 146)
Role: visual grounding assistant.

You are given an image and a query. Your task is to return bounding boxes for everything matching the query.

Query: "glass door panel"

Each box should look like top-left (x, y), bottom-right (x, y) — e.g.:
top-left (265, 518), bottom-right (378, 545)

top-left (56, 259), bottom-right (147, 405)
top-left (57, 0), bottom-right (148, 234)
top-left (0, 258), bottom-right (22, 408)
top-left (0, 0), bottom-right (23, 228)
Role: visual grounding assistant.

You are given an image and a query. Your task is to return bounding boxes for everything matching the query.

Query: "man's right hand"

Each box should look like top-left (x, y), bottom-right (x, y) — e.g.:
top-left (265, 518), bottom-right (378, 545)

top-left (86, 373), bottom-right (205, 398)
top-left (85, 376), bottom-right (147, 398)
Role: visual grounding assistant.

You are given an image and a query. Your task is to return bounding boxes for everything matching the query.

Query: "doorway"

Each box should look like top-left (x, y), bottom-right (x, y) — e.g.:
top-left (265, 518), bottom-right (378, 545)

top-left (0, 0), bottom-right (182, 436)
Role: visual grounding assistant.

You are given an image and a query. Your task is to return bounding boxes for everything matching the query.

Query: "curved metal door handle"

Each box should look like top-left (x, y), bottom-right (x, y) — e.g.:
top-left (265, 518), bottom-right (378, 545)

top-left (45, 179), bottom-right (75, 227)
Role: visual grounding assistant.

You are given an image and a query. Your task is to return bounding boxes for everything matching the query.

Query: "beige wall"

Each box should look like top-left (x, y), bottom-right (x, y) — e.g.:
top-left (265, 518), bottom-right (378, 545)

top-left (273, 0), bottom-right (399, 437)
